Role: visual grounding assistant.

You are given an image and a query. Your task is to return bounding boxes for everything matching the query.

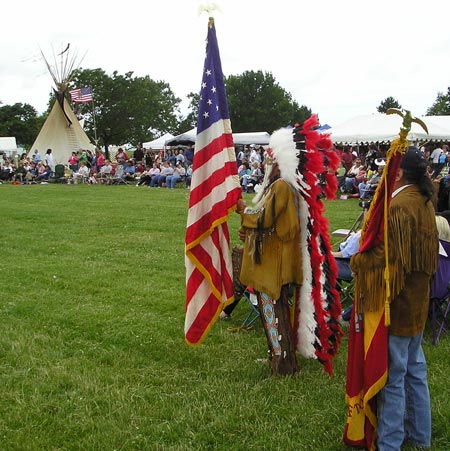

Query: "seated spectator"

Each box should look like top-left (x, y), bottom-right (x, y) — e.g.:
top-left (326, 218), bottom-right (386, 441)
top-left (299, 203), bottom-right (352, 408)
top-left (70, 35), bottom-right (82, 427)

top-left (34, 161), bottom-right (46, 178)
top-left (135, 165), bottom-right (153, 186)
top-left (343, 158), bottom-right (363, 193)
top-left (150, 161), bottom-right (173, 187)
top-left (136, 161), bottom-right (161, 187)
top-left (13, 162), bottom-right (27, 183)
top-left (135, 162), bottom-right (145, 177)
top-left (35, 164), bottom-right (52, 182)
top-left (71, 161), bottom-right (90, 183)
top-left (24, 162), bottom-right (36, 184)
top-left (343, 159), bottom-right (366, 195)
top-left (0, 161), bottom-right (14, 181)
top-left (166, 161), bottom-right (186, 189)
top-left (238, 161), bottom-right (251, 185)
top-left (97, 160), bottom-right (113, 183)
top-left (332, 230), bottom-right (361, 282)
top-left (122, 160), bottom-right (136, 182)
top-left (147, 162), bottom-right (161, 186)
top-left (358, 159), bottom-right (385, 199)
top-left (242, 161), bottom-right (263, 193)
top-left (332, 229), bottom-right (362, 322)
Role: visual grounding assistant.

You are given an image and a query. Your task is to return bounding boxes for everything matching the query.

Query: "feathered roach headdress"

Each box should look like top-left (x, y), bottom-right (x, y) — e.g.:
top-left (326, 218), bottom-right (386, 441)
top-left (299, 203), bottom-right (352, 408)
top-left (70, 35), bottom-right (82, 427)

top-left (258, 114), bottom-right (343, 375)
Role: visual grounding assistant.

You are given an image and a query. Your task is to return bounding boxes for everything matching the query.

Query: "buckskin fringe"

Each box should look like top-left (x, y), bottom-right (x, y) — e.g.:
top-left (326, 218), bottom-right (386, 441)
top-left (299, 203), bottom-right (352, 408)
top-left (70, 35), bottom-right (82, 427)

top-left (355, 206), bottom-right (438, 313)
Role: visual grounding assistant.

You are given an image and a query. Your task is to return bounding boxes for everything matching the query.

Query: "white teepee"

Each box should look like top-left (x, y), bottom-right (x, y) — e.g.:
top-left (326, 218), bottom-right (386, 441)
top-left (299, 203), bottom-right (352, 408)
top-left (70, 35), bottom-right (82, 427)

top-left (29, 45), bottom-right (95, 166)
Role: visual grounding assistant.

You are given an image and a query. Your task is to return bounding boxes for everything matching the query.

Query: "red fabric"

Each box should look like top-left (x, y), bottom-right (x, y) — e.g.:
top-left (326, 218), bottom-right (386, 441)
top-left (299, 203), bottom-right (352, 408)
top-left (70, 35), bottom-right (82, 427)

top-left (344, 147), bottom-right (403, 449)
top-left (359, 154), bottom-right (402, 252)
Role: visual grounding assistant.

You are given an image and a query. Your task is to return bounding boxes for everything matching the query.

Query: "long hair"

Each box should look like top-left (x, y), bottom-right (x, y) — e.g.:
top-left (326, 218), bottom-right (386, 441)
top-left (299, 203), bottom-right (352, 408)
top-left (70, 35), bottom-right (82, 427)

top-left (402, 146), bottom-right (435, 203)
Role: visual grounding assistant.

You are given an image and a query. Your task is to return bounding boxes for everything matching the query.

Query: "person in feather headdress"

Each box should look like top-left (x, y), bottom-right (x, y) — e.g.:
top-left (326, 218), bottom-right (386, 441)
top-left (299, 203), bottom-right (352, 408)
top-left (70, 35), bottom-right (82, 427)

top-left (236, 115), bottom-right (343, 376)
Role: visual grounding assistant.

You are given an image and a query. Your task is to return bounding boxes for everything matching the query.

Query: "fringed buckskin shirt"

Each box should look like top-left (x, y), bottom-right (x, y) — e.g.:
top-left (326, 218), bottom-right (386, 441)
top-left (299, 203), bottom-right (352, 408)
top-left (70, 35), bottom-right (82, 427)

top-left (239, 178), bottom-right (303, 300)
top-left (351, 185), bottom-right (438, 336)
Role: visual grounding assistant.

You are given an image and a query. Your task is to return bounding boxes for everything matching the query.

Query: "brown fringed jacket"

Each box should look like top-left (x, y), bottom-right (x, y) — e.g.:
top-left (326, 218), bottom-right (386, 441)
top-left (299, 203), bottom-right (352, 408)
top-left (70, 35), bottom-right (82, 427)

top-left (239, 178), bottom-right (303, 300)
top-left (351, 185), bottom-right (438, 336)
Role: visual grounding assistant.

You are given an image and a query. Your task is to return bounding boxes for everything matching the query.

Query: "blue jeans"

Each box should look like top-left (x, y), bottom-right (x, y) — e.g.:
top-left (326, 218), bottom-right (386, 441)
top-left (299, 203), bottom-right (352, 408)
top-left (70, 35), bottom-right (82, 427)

top-left (377, 333), bottom-right (431, 451)
top-left (166, 174), bottom-right (181, 188)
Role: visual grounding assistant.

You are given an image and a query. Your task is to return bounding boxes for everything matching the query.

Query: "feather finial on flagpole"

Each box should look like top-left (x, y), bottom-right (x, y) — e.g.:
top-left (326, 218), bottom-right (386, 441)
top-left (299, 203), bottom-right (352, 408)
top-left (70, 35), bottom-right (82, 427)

top-left (198, 2), bottom-right (221, 17)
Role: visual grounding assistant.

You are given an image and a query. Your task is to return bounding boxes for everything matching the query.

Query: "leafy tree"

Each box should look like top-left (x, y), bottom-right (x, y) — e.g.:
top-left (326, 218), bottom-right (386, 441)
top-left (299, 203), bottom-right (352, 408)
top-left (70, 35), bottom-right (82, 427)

top-left (224, 70), bottom-right (311, 133)
top-left (377, 96), bottom-right (402, 113)
top-left (426, 88), bottom-right (450, 115)
top-left (0, 103), bottom-right (43, 148)
top-left (68, 69), bottom-right (181, 154)
top-left (173, 92), bottom-right (199, 134)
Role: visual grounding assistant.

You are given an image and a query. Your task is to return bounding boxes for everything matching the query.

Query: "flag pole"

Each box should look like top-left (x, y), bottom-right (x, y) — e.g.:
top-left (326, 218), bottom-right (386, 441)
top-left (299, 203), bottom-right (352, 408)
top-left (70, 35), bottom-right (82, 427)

top-left (90, 88), bottom-right (98, 144)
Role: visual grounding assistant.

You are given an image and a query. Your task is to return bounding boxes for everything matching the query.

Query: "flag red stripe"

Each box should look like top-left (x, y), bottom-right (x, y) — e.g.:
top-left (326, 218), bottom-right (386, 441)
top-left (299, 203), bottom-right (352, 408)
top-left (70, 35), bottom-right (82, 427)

top-left (194, 133), bottom-right (234, 168)
top-left (185, 267), bottom-right (205, 308)
top-left (189, 159), bottom-right (239, 208)
top-left (186, 188), bottom-right (240, 247)
top-left (189, 234), bottom-right (226, 291)
top-left (185, 291), bottom-right (221, 344)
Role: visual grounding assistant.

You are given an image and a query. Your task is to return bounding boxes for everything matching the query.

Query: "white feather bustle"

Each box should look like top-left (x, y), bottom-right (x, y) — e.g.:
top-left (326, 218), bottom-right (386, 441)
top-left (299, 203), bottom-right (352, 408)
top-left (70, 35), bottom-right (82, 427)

top-left (296, 198), bottom-right (318, 359)
top-left (268, 128), bottom-right (302, 191)
top-left (252, 127), bottom-right (302, 206)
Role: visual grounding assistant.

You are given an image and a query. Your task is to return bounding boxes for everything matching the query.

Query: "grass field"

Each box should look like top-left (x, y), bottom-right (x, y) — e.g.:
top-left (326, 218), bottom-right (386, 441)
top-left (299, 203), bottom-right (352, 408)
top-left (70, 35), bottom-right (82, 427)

top-left (0, 184), bottom-right (448, 451)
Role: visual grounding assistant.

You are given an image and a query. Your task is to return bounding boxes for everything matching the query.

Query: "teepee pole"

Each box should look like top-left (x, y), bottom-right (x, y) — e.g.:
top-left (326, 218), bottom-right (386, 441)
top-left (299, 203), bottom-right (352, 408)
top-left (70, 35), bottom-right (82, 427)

top-left (91, 95), bottom-right (98, 144)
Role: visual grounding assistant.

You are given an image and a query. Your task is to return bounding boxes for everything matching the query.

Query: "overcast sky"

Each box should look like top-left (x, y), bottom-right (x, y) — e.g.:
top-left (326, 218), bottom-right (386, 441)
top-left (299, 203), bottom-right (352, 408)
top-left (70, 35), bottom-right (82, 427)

top-left (1, 0), bottom-right (449, 131)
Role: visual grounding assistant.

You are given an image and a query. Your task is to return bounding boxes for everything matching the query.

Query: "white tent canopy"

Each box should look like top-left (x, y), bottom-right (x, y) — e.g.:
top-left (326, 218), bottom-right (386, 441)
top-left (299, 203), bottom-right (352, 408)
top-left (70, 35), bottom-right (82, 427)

top-left (233, 131), bottom-right (270, 146)
top-left (0, 137), bottom-right (18, 153)
top-left (165, 128), bottom-right (270, 147)
top-left (165, 128), bottom-right (196, 146)
top-left (329, 114), bottom-right (450, 144)
top-left (143, 132), bottom-right (175, 150)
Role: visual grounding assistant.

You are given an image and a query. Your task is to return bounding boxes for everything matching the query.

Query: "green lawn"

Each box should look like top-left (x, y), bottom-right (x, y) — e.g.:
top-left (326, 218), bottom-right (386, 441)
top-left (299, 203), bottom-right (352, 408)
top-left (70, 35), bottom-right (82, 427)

top-left (0, 184), bottom-right (448, 451)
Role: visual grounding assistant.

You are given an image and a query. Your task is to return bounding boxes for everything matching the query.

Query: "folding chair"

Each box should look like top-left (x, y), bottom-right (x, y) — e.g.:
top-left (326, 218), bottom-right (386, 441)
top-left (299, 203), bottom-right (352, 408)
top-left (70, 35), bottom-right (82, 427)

top-left (429, 239), bottom-right (450, 344)
top-left (111, 164), bottom-right (127, 184)
top-left (241, 287), bottom-right (260, 328)
top-left (50, 164), bottom-right (67, 183)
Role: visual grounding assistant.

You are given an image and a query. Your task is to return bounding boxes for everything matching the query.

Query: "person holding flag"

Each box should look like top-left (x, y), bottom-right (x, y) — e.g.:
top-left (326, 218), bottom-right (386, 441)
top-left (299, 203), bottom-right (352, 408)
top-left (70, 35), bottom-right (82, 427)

top-left (237, 117), bottom-right (343, 376)
top-left (343, 111), bottom-right (439, 451)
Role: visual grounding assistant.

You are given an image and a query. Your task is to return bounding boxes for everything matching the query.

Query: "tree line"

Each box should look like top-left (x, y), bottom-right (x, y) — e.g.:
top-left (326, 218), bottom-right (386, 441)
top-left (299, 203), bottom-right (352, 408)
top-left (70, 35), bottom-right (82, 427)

top-left (1, 68), bottom-right (449, 150)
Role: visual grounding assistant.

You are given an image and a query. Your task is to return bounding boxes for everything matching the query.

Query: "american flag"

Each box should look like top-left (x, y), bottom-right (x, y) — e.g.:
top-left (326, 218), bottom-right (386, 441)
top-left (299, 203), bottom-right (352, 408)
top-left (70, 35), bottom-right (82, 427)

top-left (69, 87), bottom-right (93, 103)
top-left (184, 18), bottom-right (241, 345)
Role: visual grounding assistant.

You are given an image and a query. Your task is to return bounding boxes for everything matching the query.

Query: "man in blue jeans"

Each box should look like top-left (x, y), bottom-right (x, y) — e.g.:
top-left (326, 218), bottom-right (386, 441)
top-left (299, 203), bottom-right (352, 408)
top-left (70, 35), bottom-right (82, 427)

top-left (350, 147), bottom-right (439, 451)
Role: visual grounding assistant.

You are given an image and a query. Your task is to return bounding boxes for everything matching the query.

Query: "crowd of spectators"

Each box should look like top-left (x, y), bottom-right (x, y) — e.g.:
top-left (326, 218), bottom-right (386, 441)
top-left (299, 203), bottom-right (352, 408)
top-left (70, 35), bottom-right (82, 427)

top-left (0, 144), bottom-right (196, 188)
top-left (3, 142), bottom-right (450, 203)
top-left (236, 144), bottom-right (265, 193)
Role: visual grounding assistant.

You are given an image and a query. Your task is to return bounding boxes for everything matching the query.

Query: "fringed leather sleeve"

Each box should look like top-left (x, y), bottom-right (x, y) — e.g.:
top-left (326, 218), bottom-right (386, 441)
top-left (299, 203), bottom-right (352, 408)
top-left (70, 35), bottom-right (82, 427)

top-left (351, 202), bottom-right (438, 313)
